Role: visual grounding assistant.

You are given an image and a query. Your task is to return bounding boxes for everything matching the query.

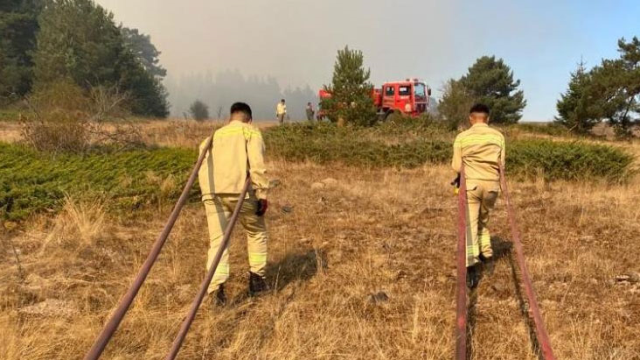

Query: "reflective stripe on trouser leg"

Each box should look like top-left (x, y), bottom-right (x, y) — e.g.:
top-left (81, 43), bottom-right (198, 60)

top-left (466, 185), bottom-right (482, 267)
top-left (204, 198), bottom-right (231, 293)
top-left (479, 185), bottom-right (499, 258)
top-left (240, 199), bottom-right (268, 277)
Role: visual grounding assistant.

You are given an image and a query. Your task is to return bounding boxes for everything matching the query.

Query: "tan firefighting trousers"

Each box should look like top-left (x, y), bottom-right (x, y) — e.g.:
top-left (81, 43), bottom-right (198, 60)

top-left (466, 180), bottom-right (500, 267)
top-left (204, 194), bottom-right (268, 293)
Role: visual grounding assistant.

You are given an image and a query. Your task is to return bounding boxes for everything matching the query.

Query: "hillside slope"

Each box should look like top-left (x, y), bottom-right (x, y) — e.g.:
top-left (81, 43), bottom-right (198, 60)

top-left (1, 161), bottom-right (639, 359)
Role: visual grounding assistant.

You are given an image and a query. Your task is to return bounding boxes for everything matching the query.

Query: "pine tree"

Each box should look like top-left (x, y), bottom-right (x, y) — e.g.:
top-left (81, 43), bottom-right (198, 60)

top-left (189, 100), bottom-right (209, 121)
top-left (438, 79), bottom-right (474, 130)
top-left (321, 46), bottom-right (376, 127)
top-left (460, 56), bottom-right (526, 124)
top-left (556, 37), bottom-right (640, 136)
top-left (555, 60), bottom-right (598, 133)
top-left (121, 27), bottom-right (167, 79)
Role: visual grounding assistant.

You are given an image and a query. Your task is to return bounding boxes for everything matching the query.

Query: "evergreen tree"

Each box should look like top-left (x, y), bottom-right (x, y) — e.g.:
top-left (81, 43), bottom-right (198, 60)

top-left (0, 0), bottom-right (43, 100)
top-left (438, 78), bottom-right (474, 130)
top-left (321, 46), bottom-right (376, 127)
top-left (189, 100), bottom-right (209, 121)
top-left (556, 37), bottom-right (640, 136)
top-left (602, 37), bottom-right (640, 134)
top-left (460, 56), bottom-right (526, 124)
top-left (555, 60), bottom-right (599, 133)
top-left (33, 0), bottom-right (168, 117)
top-left (121, 27), bottom-right (167, 79)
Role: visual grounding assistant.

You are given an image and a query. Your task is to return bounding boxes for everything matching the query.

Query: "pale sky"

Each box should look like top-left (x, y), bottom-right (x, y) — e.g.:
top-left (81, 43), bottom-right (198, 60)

top-left (96, 0), bottom-right (640, 121)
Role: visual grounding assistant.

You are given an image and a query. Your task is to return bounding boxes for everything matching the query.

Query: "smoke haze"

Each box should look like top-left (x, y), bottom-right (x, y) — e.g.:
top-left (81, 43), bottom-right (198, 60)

top-left (96, 0), bottom-right (640, 120)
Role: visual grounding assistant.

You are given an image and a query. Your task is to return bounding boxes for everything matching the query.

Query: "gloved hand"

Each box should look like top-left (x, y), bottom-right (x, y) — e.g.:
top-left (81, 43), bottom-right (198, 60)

top-left (451, 174), bottom-right (461, 187)
top-left (451, 174), bottom-right (461, 195)
top-left (256, 199), bottom-right (269, 216)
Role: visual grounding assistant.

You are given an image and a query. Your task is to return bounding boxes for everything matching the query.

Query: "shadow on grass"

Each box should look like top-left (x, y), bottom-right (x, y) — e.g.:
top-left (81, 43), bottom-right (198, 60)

top-left (494, 236), bottom-right (544, 360)
top-left (222, 249), bottom-right (328, 351)
top-left (466, 237), bottom-right (543, 360)
top-left (267, 248), bottom-right (328, 292)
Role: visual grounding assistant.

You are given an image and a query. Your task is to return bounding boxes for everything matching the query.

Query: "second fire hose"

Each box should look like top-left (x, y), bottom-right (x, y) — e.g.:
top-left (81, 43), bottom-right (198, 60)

top-left (165, 177), bottom-right (252, 360)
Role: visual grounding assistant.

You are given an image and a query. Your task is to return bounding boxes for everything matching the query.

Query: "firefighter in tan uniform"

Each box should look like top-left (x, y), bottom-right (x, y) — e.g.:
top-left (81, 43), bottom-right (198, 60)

top-left (276, 99), bottom-right (287, 125)
top-left (198, 102), bottom-right (270, 305)
top-left (452, 103), bottom-right (505, 287)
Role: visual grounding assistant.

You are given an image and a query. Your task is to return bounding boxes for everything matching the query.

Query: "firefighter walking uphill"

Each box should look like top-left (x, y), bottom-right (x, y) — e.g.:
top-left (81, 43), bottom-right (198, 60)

top-left (198, 102), bottom-right (271, 306)
top-left (452, 103), bottom-right (506, 288)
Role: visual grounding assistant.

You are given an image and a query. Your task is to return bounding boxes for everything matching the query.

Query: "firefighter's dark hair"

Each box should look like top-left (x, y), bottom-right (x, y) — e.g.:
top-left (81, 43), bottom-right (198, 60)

top-left (230, 102), bottom-right (252, 120)
top-left (469, 103), bottom-right (490, 115)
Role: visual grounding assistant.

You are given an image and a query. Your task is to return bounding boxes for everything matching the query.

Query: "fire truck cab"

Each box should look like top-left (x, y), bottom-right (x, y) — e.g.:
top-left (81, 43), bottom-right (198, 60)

top-left (377, 79), bottom-right (431, 117)
top-left (317, 78), bottom-right (431, 120)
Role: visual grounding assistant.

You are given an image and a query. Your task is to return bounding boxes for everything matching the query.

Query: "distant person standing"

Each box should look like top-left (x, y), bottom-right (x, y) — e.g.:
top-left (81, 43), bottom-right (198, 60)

top-left (276, 99), bottom-right (287, 125)
top-left (306, 102), bottom-right (315, 121)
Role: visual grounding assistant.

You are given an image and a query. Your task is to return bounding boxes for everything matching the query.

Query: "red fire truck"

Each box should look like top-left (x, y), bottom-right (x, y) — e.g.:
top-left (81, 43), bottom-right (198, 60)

top-left (318, 78), bottom-right (431, 120)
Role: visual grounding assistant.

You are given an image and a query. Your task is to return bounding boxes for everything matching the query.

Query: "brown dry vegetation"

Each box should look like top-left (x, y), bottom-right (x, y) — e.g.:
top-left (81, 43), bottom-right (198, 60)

top-left (1, 123), bottom-right (639, 359)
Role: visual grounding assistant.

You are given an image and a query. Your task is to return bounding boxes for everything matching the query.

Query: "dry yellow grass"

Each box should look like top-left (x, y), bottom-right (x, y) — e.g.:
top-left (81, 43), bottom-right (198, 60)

top-left (1, 156), bottom-right (639, 359)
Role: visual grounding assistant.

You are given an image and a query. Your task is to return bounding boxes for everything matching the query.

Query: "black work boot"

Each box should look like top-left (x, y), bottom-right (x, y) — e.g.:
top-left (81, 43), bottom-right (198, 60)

top-left (249, 272), bottom-right (269, 296)
top-left (467, 265), bottom-right (480, 289)
top-left (211, 284), bottom-right (226, 307)
top-left (480, 254), bottom-right (495, 275)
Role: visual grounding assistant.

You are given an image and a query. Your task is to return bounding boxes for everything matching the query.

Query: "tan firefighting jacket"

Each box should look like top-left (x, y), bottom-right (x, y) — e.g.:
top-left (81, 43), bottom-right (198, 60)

top-left (198, 121), bottom-right (269, 200)
top-left (276, 103), bottom-right (287, 116)
top-left (452, 123), bottom-right (506, 182)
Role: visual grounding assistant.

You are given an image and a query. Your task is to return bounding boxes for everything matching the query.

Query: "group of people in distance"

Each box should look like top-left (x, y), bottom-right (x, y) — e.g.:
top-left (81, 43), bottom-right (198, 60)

top-left (199, 102), bottom-right (502, 305)
top-left (275, 99), bottom-right (318, 125)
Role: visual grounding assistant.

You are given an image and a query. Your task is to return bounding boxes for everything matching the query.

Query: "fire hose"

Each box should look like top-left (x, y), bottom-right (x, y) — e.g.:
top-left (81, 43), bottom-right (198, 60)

top-left (166, 177), bottom-right (251, 360)
top-left (455, 166), bottom-right (468, 360)
top-left (84, 137), bottom-right (213, 360)
top-left (454, 164), bottom-right (556, 360)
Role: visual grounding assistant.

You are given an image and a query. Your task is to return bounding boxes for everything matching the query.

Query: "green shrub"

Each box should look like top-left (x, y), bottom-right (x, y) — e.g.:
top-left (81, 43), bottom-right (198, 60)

top-left (264, 122), bottom-right (450, 168)
top-left (1, 124), bottom-right (633, 221)
top-left (508, 140), bottom-right (633, 182)
top-left (264, 123), bottom-right (633, 182)
top-left (511, 123), bottom-right (570, 137)
top-left (0, 143), bottom-right (197, 221)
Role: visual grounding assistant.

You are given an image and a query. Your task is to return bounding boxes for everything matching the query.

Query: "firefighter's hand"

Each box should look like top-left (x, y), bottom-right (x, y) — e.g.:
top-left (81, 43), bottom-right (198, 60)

top-left (256, 199), bottom-right (269, 216)
top-left (450, 175), bottom-right (461, 188)
top-left (451, 175), bottom-right (461, 195)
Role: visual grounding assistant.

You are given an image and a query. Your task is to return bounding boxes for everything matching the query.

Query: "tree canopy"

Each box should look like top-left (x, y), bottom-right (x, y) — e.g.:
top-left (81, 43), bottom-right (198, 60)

top-left (556, 37), bottom-right (640, 135)
top-left (321, 46), bottom-right (376, 126)
top-left (439, 56), bottom-right (526, 125)
top-left (0, 0), bottom-right (43, 100)
top-left (33, 0), bottom-right (169, 117)
top-left (121, 27), bottom-right (167, 79)
top-left (189, 100), bottom-right (209, 121)
top-left (460, 56), bottom-right (526, 124)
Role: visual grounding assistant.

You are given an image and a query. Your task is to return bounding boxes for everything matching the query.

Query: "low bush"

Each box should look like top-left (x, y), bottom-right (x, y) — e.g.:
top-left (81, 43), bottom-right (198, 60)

top-left (508, 140), bottom-right (633, 182)
top-left (264, 123), bottom-right (633, 182)
top-left (0, 143), bottom-right (197, 221)
top-left (2, 123), bottom-right (633, 221)
top-left (510, 123), bottom-right (570, 137)
top-left (20, 80), bottom-right (141, 153)
top-left (264, 122), bottom-right (451, 168)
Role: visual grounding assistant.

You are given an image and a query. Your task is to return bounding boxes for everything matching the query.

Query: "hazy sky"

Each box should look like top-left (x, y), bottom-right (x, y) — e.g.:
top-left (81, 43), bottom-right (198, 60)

top-left (96, 0), bottom-right (640, 120)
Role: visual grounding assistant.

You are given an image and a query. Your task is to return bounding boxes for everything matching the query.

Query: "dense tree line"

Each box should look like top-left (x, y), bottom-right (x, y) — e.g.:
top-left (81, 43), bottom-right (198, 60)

top-left (167, 70), bottom-right (316, 120)
top-left (0, 0), bottom-right (42, 101)
top-left (0, 0), bottom-right (168, 117)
